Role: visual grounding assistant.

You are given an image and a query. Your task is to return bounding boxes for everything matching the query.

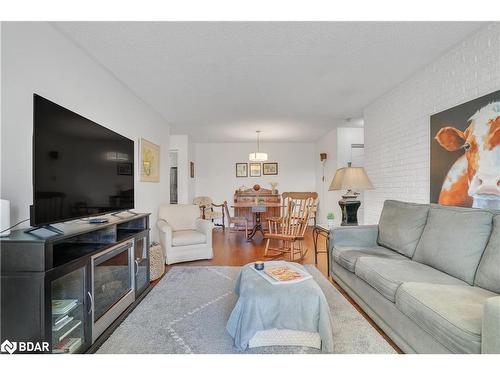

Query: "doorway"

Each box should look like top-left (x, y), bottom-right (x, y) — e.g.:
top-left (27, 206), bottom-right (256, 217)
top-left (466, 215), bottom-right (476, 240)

top-left (169, 151), bottom-right (178, 204)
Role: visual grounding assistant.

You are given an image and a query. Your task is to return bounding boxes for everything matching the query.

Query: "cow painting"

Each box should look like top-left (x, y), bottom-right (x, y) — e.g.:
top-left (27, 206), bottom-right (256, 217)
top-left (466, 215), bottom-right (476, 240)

top-left (431, 97), bottom-right (500, 210)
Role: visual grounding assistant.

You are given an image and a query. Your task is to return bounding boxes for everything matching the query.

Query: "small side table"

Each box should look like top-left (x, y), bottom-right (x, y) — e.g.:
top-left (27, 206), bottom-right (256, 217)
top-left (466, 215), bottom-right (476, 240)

top-left (312, 224), bottom-right (331, 276)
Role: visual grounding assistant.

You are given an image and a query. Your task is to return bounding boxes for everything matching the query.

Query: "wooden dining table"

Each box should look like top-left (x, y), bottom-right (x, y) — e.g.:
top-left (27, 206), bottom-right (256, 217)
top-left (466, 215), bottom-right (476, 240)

top-left (231, 202), bottom-right (283, 240)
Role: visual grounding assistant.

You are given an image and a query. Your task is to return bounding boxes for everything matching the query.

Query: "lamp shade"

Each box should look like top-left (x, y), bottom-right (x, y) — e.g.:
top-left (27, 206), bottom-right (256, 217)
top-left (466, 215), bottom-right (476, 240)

top-left (248, 152), bottom-right (268, 162)
top-left (329, 166), bottom-right (374, 191)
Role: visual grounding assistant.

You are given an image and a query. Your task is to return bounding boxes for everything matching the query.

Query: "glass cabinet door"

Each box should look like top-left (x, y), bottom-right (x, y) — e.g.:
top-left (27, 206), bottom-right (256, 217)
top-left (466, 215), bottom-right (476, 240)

top-left (134, 235), bottom-right (149, 296)
top-left (50, 266), bottom-right (89, 354)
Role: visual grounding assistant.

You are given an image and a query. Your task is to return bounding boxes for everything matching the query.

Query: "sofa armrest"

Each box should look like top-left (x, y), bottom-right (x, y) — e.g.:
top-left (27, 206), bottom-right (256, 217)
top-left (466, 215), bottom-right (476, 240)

top-left (330, 225), bottom-right (379, 249)
top-left (157, 219), bottom-right (173, 256)
top-left (196, 218), bottom-right (214, 244)
top-left (482, 296), bottom-right (500, 353)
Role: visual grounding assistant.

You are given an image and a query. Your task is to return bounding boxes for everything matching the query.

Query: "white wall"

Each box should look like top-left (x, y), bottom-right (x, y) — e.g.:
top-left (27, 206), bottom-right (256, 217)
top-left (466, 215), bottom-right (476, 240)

top-left (194, 142), bottom-right (316, 214)
top-left (1, 22), bottom-right (171, 240)
top-left (363, 23), bottom-right (500, 224)
top-left (315, 127), bottom-right (364, 225)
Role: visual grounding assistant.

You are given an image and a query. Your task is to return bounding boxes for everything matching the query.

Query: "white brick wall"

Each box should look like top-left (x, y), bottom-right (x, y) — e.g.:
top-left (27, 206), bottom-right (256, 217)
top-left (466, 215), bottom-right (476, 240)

top-left (363, 23), bottom-right (500, 224)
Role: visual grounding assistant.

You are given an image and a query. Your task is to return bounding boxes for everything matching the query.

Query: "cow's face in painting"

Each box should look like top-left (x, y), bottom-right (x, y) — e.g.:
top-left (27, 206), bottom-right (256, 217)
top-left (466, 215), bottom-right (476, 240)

top-left (435, 102), bottom-right (500, 209)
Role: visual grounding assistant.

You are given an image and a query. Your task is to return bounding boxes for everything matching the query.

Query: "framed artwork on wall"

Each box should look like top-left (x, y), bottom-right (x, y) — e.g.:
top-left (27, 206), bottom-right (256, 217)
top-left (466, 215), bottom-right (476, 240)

top-left (235, 163), bottom-right (248, 177)
top-left (249, 163), bottom-right (261, 177)
top-left (140, 138), bottom-right (160, 182)
top-left (263, 162), bottom-right (278, 175)
top-left (430, 89), bottom-right (499, 210)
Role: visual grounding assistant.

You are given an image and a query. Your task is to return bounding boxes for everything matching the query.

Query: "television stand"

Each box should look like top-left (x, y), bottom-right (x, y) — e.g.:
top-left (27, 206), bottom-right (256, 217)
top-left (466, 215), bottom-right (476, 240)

top-left (1, 213), bottom-right (151, 354)
top-left (24, 224), bottom-right (65, 238)
top-left (111, 210), bottom-right (139, 218)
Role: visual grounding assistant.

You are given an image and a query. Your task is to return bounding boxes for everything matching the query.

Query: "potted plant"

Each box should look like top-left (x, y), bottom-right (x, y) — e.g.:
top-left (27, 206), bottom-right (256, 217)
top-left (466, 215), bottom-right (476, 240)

top-left (327, 212), bottom-right (335, 229)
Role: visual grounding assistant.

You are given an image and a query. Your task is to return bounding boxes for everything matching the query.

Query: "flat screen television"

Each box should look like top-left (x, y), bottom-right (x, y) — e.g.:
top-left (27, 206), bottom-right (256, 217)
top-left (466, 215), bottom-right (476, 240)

top-left (32, 94), bottom-right (135, 226)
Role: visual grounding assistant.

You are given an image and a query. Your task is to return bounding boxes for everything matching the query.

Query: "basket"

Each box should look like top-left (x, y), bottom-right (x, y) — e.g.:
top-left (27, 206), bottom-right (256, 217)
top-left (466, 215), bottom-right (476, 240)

top-left (149, 243), bottom-right (165, 281)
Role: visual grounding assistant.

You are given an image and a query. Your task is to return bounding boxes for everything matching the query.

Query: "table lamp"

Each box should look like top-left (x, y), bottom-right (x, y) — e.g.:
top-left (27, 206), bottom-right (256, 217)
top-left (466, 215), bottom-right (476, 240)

top-left (329, 163), bottom-right (374, 225)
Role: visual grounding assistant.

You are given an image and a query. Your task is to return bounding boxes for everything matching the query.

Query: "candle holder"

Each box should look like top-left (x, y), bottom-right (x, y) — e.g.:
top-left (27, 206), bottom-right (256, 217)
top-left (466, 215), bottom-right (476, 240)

top-left (254, 261), bottom-right (264, 271)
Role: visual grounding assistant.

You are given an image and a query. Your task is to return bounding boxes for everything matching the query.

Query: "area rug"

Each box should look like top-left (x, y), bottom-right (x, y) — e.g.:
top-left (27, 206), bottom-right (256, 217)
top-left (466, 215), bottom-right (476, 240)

top-left (97, 265), bottom-right (396, 354)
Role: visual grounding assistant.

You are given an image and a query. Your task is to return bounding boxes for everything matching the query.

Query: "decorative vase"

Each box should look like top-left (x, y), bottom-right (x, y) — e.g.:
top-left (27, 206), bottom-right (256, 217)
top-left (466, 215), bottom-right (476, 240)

top-left (327, 219), bottom-right (334, 229)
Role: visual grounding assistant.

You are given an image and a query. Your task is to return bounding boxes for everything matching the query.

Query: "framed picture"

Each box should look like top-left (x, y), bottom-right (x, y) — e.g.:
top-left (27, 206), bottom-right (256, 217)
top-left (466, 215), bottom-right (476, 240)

top-left (249, 163), bottom-right (261, 177)
top-left (263, 162), bottom-right (278, 175)
top-left (235, 163), bottom-right (248, 177)
top-left (430, 90), bottom-right (499, 209)
top-left (117, 162), bottom-right (133, 175)
top-left (140, 138), bottom-right (160, 182)
top-left (190, 161), bottom-right (195, 178)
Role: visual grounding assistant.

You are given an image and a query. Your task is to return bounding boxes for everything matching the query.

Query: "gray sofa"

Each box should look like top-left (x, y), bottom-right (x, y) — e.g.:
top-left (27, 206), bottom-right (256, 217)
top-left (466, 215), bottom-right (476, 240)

top-left (329, 200), bottom-right (500, 354)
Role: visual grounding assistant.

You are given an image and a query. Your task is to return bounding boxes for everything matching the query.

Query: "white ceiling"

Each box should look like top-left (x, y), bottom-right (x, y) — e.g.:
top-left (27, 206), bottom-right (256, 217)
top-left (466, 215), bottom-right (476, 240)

top-left (54, 22), bottom-right (485, 142)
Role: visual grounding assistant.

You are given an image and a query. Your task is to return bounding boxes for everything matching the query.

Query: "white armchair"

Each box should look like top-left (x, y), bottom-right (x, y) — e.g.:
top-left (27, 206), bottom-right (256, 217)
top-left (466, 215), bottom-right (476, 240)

top-left (157, 204), bottom-right (214, 265)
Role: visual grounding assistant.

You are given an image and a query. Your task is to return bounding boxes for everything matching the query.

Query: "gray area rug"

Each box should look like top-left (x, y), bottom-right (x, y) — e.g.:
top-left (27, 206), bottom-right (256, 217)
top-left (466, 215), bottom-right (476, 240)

top-left (97, 265), bottom-right (396, 354)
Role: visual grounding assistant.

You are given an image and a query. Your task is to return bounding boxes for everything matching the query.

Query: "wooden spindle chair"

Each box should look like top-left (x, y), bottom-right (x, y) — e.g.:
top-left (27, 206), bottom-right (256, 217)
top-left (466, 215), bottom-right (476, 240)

top-left (264, 192), bottom-right (318, 262)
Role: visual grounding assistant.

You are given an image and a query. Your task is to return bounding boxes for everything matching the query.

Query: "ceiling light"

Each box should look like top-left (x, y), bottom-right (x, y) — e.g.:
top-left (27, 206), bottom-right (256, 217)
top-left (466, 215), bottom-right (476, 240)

top-left (249, 130), bottom-right (268, 162)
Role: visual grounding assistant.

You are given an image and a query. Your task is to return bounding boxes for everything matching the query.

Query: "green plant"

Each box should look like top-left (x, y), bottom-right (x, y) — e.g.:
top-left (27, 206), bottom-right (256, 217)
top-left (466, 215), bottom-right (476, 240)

top-left (327, 212), bottom-right (334, 220)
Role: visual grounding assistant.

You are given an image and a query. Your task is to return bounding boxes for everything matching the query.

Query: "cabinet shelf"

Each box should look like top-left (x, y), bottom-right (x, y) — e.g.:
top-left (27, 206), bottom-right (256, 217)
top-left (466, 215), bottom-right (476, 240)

top-left (54, 319), bottom-right (82, 343)
top-left (52, 302), bottom-right (82, 323)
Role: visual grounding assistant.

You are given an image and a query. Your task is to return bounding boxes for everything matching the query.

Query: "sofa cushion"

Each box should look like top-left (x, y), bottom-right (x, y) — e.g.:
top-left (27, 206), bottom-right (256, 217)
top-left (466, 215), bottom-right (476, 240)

top-left (377, 200), bottom-right (429, 257)
top-left (172, 230), bottom-right (206, 246)
top-left (332, 245), bottom-right (407, 273)
top-left (396, 282), bottom-right (496, 353)
top-left (475, 215), bottom-right (500, 293)
top-left (412, 205), bottom-right (493, 284)
top-left (355, 258), bottom-right (467, 302)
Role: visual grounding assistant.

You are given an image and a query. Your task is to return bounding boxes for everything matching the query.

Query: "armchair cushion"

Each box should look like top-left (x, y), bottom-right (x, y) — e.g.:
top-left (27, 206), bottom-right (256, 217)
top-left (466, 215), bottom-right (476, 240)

top-left (157, 206), bottom-right (214, 265)
top-left (158, 204), bottom-right (199, 231)
top-left (172, 230), bottom-right (207, 246)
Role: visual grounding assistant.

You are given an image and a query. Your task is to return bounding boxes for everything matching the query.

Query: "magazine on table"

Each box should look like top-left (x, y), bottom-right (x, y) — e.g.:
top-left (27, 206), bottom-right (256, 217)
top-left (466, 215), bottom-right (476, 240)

top-left (252, 262), bottom-right (312, 285)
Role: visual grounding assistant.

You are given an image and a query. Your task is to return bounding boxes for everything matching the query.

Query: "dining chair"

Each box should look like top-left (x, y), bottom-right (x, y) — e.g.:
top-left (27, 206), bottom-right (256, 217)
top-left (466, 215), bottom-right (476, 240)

top-left (264, 192), bottom-right (318, 261)
top-left (223, 201), bottom-right (249, 237)
top-left (193, 196), bottom-right (225, 228)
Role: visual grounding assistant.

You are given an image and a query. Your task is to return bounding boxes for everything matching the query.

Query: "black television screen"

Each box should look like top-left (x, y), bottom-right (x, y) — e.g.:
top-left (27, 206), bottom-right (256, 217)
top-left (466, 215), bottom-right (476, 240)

top-left (32, 94), bottom-right (135, 226)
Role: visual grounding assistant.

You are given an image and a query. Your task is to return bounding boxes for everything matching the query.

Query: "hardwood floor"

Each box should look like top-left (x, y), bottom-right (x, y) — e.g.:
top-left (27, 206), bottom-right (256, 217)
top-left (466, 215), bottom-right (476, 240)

top-left (173, 227), bottom-right (328, 274)
top-left (153, 227), bottom-right (402, 353)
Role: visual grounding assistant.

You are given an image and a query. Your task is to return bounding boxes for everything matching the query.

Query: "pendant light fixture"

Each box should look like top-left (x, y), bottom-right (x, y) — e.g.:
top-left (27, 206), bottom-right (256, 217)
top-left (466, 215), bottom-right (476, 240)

top-left (249, 130), bottom-right (268, 162)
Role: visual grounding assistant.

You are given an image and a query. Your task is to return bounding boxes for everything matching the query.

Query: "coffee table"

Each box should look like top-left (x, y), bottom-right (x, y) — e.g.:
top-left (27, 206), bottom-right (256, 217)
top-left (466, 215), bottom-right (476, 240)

top-left (226, 261), bottom-right (334, 352)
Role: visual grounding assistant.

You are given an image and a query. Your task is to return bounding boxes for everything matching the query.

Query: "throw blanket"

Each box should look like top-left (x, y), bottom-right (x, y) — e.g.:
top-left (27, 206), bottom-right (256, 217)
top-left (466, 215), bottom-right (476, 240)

top-left (226, 262), bottom-right (334, 353)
